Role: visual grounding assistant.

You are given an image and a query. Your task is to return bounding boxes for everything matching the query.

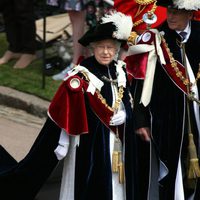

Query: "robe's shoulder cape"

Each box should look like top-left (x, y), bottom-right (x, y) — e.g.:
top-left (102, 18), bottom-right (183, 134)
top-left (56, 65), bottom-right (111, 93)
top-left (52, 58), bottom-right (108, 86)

top-left (48, 74), bottom-right (119, 136)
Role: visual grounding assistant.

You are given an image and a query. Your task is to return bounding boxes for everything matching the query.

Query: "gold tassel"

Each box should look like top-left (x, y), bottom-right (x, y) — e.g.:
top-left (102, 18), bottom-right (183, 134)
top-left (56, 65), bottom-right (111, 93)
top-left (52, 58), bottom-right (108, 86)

top-left (187, 133), bottom-right (200, 179)
top-left (112, 136), bottom-right (122, 172)
top-left (112, 151), bottom-right (119, 172)
top-left (111, 129), bottom-right (125, 184)
top-left (118, 151), bottom-right (125, 184)
top-left (112, 137), bottom-right (121, 173)
top-left (118, 162), bottom-right (125, 184)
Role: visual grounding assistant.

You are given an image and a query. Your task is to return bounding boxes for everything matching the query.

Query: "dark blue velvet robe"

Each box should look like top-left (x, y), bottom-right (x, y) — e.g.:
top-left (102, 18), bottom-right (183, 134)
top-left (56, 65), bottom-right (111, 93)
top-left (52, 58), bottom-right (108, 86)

top-left (74, 56), bottom-right (137, 200)
top-left (0, 56), bottom-right (137, 200)
top-left (132, 20), bottom-right (200, 200)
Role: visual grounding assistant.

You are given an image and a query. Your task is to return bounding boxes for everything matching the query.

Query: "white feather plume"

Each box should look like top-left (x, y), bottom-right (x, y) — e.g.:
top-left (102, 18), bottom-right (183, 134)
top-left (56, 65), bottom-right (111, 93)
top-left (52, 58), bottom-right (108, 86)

top-left (101, 11), bottom-right (133, 40)
top-left (174, 0), bottom-right (200, 11)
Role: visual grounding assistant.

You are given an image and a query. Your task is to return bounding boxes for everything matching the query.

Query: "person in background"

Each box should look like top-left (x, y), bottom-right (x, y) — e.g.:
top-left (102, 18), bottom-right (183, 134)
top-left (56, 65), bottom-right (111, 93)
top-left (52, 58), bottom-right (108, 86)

top-left (0, 9), bottom-right (137, 200)
top-left (47, 0), bottom-right (88, 80)
top-left (129, 0), bottom-right (200, 199)
top-left (0, 0), bottom-right (36, 68)
top-left (48, 0), bottom-right (112, 81)
top-left (48, 10), bottom-right (138, 200)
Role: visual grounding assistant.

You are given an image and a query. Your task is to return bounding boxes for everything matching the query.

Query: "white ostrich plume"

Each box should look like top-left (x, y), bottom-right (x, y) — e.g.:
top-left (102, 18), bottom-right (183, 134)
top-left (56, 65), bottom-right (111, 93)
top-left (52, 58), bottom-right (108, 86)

top-left (174, 0), bottom-right (200, 11)
top-left (101, 11), bottom-right (133, 40)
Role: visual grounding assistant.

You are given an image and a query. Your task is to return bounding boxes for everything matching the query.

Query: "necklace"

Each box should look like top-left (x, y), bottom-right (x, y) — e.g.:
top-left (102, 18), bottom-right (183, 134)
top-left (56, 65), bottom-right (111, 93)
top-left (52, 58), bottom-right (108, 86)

top-left (161, 36), bottom-right (200, 88)
top-left (161, 36), bottom-right (200, 105)
top-left (81, 71), bottom-right (124, 112)
top-left (96, 85), bottom-right (124, 112)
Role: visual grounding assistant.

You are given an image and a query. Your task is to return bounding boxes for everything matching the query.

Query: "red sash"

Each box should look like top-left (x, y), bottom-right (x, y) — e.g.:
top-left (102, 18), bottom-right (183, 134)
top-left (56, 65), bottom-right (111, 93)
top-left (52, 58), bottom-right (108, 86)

top-left (160, 39), bottom-right (187, 94)
top-left (125, 30), bottom-right (188, 94)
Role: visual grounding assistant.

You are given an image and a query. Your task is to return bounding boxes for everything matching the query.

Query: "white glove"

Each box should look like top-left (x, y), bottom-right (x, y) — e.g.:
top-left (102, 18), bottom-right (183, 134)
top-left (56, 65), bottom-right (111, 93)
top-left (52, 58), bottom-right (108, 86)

top-left (109, 110), bottom-right (126, 126)
top-left (54, 144), bottom-right (69, 160)
top-left (54, 129), bottom-right (69, 160)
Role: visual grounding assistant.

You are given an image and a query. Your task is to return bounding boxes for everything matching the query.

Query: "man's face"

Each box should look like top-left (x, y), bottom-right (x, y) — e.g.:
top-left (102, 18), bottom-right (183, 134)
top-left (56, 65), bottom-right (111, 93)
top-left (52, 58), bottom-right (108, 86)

top-left (167, 8), bottom-right (193, 31)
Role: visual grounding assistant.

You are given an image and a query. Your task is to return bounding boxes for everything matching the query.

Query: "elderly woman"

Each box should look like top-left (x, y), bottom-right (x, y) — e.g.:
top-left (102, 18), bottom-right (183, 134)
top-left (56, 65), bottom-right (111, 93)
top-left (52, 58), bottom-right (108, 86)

top-left (0, 11), bottom-right (137, 200)
top-left (48, 11), bottom-right (137, 200)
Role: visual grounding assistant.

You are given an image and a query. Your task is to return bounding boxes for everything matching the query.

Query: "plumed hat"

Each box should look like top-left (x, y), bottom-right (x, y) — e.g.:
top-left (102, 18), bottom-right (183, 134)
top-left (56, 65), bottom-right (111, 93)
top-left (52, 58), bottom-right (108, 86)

top-left (78, 11), bottom-right (133, 47)
top-left (157, 0), bottom-right (200, 11)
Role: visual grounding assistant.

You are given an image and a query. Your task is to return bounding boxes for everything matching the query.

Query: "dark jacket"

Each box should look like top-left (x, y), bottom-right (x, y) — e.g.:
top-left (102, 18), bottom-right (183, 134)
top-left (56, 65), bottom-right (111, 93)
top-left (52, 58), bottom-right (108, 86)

top-left (132, 20), bottom-right (200, 200)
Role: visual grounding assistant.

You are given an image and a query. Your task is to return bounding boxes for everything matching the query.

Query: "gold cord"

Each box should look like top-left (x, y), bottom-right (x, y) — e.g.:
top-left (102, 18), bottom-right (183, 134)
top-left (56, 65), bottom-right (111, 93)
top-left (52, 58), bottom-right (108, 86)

top-left (135, 0), bottom-right (156, 5)
top-left (133, 2), bottom-right (157, 28)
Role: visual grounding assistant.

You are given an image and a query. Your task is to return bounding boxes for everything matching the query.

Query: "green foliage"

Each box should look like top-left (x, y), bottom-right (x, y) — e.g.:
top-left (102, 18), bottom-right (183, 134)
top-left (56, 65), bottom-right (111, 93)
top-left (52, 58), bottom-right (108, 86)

top-left (0, 33), bottom-right (62, 101)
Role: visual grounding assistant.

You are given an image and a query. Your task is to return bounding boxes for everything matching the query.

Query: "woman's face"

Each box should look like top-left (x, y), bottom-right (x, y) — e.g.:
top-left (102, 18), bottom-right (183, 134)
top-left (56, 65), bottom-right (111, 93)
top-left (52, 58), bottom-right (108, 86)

top-left (92, 39), bottom-right (118, 66)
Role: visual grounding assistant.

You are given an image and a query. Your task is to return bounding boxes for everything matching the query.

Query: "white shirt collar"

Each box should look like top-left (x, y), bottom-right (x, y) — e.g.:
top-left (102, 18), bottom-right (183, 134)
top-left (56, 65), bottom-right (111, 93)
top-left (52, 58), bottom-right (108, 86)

top-left (176, 21), bottom-right (191, 42)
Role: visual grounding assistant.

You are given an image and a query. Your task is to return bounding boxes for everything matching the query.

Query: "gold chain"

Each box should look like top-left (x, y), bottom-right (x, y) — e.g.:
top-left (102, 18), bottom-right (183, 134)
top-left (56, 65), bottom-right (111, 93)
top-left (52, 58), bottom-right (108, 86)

top-left (81, 72), bottom-right (124, 112)
top-left (161, 36), bottom-right (197, 87)
top-left (161, 36), bottom-right (200, 106)
top-left (96, 86), bottom-right (124, 112)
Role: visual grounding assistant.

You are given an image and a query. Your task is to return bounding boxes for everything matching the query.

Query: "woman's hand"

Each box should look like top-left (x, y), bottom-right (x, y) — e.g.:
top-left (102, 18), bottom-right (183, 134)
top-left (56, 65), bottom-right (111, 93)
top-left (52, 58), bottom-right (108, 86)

top-left (109, 110), bottom-right (126, 126)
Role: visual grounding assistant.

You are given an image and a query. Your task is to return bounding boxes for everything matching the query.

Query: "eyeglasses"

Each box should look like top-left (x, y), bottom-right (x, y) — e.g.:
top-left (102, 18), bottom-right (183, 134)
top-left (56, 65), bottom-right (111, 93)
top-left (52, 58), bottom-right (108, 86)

top-left (95, 45), bottom-right (116, 52)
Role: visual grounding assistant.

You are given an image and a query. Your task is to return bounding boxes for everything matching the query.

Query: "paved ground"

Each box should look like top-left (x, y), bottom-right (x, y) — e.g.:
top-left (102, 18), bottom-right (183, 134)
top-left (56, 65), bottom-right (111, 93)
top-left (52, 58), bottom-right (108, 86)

top-left (0, 86), bottom-right (50, 118)
top-left (0, 105), bottom-right (45, 161)
top-left (0, 85), bottom-right (48, 161)
top-left (0, 87), bottom-right (63, 200)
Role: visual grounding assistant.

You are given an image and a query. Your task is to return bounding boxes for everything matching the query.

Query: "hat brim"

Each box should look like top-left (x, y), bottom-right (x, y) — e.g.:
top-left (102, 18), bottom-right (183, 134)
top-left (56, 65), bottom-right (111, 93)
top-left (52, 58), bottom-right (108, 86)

top-left (156, 0), bottom-right (174, 7)
top-left (78, 22), bottom-right (123, 47)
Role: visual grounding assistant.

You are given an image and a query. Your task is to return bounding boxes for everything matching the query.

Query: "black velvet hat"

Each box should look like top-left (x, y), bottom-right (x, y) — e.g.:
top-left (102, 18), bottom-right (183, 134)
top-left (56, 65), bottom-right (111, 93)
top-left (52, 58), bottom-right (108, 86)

top-left (156, 0), bottom-right (200, 10)
top-left (78, 11), bottom-right (133, 47)
top-left (156, 0), bottom-right (174, 8)
top-left (78, 22), bottom-right (117, 47)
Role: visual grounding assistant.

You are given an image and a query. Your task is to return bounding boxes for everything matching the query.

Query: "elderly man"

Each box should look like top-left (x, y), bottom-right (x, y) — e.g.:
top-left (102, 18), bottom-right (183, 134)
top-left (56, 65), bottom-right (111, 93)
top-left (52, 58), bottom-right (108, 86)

top-left (130, 0), bottom-right (200, 199)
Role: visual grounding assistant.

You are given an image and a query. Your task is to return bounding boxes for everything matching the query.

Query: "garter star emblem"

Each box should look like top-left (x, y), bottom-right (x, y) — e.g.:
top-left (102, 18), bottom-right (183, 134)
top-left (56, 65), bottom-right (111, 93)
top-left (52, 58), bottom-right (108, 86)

top-left (69, 77), bottom-right (81, 89)
top-left (142, 32), bottom-right (152, 42)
